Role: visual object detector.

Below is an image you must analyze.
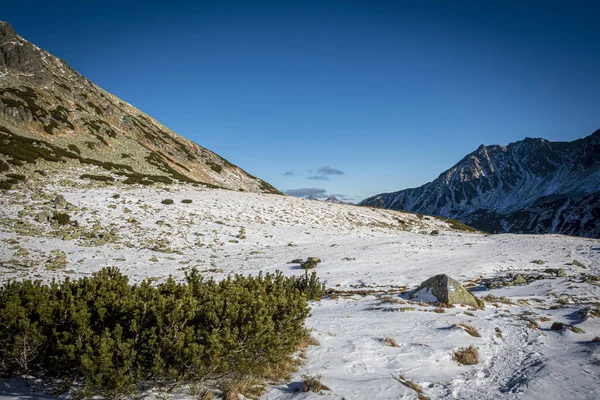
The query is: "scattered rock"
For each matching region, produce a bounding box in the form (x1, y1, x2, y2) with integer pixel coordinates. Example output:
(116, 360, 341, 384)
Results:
(35, 210, 51, 223)
(512, 274, 527, 285)
(412, 274, 480, 307)
(46, 250, 67, 270)
(544, 268, 566, 277)
(53, 195, 67, 209)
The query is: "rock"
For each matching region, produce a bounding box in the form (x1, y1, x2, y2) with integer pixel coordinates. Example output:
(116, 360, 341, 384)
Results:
(46, 250, 67, 270)
(430, 230, 440, 236)
(0, 21, 18, 41)
(545, 268, 566, 277)
(54, 195, 67, 209)
(35, 210, 50, 223)
(411, 274, 480, 307)
(512, 274, 527, 285)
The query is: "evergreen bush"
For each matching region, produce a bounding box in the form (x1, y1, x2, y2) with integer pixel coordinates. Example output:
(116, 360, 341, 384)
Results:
(0, 267, 325, 397)
(52, 213, 71, 225)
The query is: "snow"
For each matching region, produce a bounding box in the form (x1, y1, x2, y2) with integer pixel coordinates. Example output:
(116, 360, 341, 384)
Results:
(1, 173, 599, 399)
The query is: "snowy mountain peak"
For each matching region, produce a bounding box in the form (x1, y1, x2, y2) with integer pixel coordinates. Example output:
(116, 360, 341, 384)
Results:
(360, 131, 600, 237)
(324, 195, 343, 204)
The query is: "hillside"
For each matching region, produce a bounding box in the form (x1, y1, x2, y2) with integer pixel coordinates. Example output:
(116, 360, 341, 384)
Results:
(0, 21, 279, 193)
(360, 131, 600, 237)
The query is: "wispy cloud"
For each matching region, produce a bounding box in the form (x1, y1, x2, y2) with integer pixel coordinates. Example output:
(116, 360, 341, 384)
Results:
(334, 193, 357, 201)
(307, 175, 329, 181)
(282, 171, 295, 176)
(285, 188, 327, 198)
(318, 166, 345, 176)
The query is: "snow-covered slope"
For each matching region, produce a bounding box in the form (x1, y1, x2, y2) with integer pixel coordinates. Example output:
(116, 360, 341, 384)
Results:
(1, 172, 599, 399)
(360, 131, 600, 237)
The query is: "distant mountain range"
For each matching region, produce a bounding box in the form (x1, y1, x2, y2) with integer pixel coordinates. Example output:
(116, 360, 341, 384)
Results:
(303, 195, 348, 204)
(360, 131, 600, 238)
(0, 21, 280, 193)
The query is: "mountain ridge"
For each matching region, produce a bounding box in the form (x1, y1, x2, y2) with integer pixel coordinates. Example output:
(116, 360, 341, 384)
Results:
(360, 132, 600, 237)
(0, 21, 280, 194)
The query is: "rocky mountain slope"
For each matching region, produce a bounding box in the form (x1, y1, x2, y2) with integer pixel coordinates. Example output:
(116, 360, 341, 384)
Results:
(0, 21, 279, 193)
(324, 195, 345, 204)
(360, 131, 600, 237)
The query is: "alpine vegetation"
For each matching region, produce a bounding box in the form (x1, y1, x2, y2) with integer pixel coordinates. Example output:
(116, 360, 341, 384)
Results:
(0, 267, 325, 397)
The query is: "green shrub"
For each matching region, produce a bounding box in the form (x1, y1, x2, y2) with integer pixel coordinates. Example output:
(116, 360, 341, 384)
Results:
(206, 161, 222, 173)
(122, 175, 153, 185)
(181, 199, 193, 204)
(6, 173, 25, 181)
(80, 174, 114, 182)
(147, 175, 173, 184)
(0, 159, 8, 172)
(52, 213, 71, 225)
(0, 180, 12, 190)
(67, 144, 81, 154)
(161, 199, 174, 205)
(0, 267, 321, 397)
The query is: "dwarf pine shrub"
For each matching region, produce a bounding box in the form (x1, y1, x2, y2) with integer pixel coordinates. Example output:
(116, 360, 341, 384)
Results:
(52, 212, 71, 225)
(0, 267, 324, 397)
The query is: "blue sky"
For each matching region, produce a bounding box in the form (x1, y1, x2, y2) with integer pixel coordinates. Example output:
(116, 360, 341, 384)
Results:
(3, 1, 599, 201)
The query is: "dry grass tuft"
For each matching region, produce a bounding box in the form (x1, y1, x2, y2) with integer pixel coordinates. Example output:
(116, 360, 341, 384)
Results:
(495, 327, 503, 338)
(458, 323, 481, 337)
(221, 376, 263, 400)
(219, 330, 319, 399)
(527, 319, 541, 330)
(302, 375, 330, 393)
(484, 294, 513, 305)
(383, 335, 400, 347)
(569, 325, 585, 334)
(453, 345, 479, 365)
(393, 375, 429, 400)
(380, 296, 405, 305)
(433, 307, 446, 313)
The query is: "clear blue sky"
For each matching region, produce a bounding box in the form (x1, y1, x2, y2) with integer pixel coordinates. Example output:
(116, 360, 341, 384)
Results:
(3, 1, 599, 201)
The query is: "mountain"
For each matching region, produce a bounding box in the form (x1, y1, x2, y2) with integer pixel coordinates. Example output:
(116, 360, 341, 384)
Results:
(304, 195, 320, 201)
(324, 195, 344, 204)
(0, 21, 280, 193)
(360, 131, 600, 237)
